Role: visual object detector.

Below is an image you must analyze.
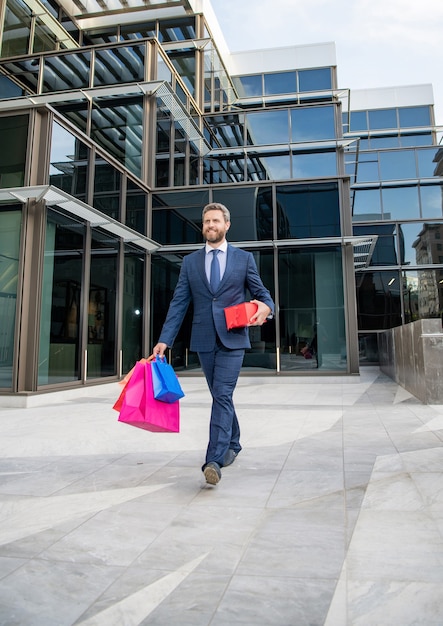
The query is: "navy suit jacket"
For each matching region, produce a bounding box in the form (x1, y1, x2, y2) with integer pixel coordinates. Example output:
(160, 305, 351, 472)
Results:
(158, 244, 274, 352)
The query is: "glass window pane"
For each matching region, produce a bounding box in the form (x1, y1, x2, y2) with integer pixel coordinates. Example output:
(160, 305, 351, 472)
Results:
(246, 110, 289, 145)
(208, 113, 245, 148)
(93, 160, 121, 220)
(291, 106, 336, 141)
(379, 150, 417, 180)
(0, 208, 22, 389)
(0, 114, 28, 188)
(399, 106, 431, 128)
(87, 230, 119, 378)
(298, 68, 332, 91)
(232, 75, 262, 98)
(91, 96, 143, 178)
(382, 186, 420, 220)
(369, 136, 400, 149)
(276, 183, 340, 239)
(403, 268, 443, 322)
(49, 122, 89, 200)
(264, 71, 296, 95)
(292, 151, 337, 178)
(278, 247, 346, 371)
(33, 17, 57, 53)
(356, 271, 402, 330)
(94, 45, 145, 86)
(368, 109, 397, 130)
(152, 190, 209, 245)
(126, 182, 146, 235)
(400, 133, 433, 147)
(398, 222, 443, 265)
(122, 244, 145, 374)
(354, 224, 398, 265)
(2, 0, 32, 57)
(249, 153, 290, 181)
(356, 160, 379, 183)
(43, 52, 91, 92)
(353, 189, 382, 221)
(417, 148, 441, 178)
(38, 210, 85, 385)
(350, 111, 368, 131)
(420, 185, 443, 218)
(213, 186, 273, 241)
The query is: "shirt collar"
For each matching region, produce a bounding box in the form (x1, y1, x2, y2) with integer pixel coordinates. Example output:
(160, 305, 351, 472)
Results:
(205, 241, 228, 254)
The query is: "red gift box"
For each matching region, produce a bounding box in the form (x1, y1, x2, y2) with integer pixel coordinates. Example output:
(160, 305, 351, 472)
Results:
(224, 302, 258, 330)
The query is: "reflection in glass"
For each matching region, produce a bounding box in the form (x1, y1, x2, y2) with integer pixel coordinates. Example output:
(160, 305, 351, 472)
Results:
(399, 222, 443, 265)
(417, 148, 441, 178)
(126, 184, 146, 235)
(122, 245, 144, 373)
(353, 189, 382, 221)
(298, 68, 332, 91)
(379, 150, 416, 180)
(368, 108, 397, 130)
(292, 151, 337, 178)
(354, 224, 398, 266)
(232, 75, 262, 98)
(94, 45, 145, 86)
(381, 186, 420, 220)
(245, 110, 289, 145)
(0, 209, 21, 389)
(420, 185, 443, 218)
(2, 0, 32, 57)
(398, 106, 431, 128)
(38, 210, 84, 385)
(49, 122, 88, 199)
(278, 247, 346, 371)
(87, 230, 118, 378)
(276, 183, 340, 239)
(356, 271, 401, 330)
(0, 114, 28, 188)
(152, 190, 209, 245)
(43, 52, 91, 92)
(403, 269, 443, 322)
(93, 161, 121, 220)
(213, 186, 273, 242)
(264, 72, 296, 95)
(291, 106, 336, 142)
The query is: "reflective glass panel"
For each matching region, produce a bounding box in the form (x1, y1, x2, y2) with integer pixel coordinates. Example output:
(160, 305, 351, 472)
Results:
(93, 160, 121, 220)
(276, 183, 340, 238)
(403, 268, 443, 322)
(0, 74, 24, 98)
(152, 190, 209, 245)
(0, 114, 28, 188)
(278, 246, 346, 371)
(94, 45, 145, 86)
(49, 122, 88, 199)
(33, 16, 57, 53)
(232, 75, 262, 98)
(43, 52, 91, 92)
(356, 157, 379, 183)
(2, 0, 32, 57)
(382, 186, 420, 220)
(38, 210, 84, 385)
(354, 224, 398, 266)
(291, 106, 336, 141)
(417, 148, 441, 178)
(264, 72, 296, 95)
(368, 109, 397, 130)
(167, 50, 195, 96)
(245, 110, 289, 145)
(350, 110, 368, 131)
(248, 153, 290, 181)
(400, 133, 433, 147)
(0, 208, 21, 389)
(352, 189, 382, 221)
(399, 222, 443, 265)
(398, 106, 431, 128)
(53, 100, 89, 135)
(292, 151, 337, 178)
(420, 185, 443, 218)
(378, 150, 416, 180)
(87, 230, 119, 378)
(91, 96, 143, 178)
(356, 271, 402, 330)
(212, 186, 273, 241)
(158, 17, 196, 42)
(369, 136, 400, 149)
(126, 182, 146, 235)
(208, 114, 245, 148)
(298, 68, 332, 91)
(122, 244, 145, 374)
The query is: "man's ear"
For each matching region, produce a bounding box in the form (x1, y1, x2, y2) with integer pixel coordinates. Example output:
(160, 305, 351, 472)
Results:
(225, 221, 231, 230)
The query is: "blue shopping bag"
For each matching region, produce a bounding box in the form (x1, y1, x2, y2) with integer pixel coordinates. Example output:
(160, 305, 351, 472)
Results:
(151, 356, 185, 403)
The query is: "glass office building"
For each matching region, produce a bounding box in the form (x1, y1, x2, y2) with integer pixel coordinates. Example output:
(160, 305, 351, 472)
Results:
(0, 0, 441, 394)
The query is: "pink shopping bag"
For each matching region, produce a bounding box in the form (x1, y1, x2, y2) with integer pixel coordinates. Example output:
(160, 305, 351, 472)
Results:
(116, 360, 180, 433)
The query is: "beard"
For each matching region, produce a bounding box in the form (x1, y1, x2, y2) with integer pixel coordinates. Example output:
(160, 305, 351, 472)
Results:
(203, 229, 225, 244)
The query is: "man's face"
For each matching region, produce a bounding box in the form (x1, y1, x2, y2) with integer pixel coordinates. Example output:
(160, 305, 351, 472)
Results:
(202, 209, 230, 245)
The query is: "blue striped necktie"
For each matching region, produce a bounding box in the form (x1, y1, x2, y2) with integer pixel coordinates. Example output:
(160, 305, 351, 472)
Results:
(210, 249, 220, 291)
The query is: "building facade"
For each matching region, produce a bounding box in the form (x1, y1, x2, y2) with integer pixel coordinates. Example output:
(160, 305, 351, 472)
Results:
(0, 0, 441, 394)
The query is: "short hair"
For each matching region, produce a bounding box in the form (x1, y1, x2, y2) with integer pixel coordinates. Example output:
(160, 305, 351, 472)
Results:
(202, 202, 230, 223)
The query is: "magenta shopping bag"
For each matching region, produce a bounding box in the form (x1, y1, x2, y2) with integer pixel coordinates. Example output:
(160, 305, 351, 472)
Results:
(117, 360, 180, 433)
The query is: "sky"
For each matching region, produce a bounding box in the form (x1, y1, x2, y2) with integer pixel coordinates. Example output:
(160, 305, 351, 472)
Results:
(210, 0, 443, 128)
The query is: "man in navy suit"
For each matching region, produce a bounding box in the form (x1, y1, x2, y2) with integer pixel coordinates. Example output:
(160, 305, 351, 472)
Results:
(151, 203, 274, 485)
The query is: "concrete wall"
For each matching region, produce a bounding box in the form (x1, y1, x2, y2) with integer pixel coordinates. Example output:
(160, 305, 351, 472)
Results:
(378, 319, 443, 404)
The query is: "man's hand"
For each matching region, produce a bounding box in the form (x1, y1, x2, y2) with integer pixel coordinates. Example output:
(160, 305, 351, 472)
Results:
(249, 299, 272, 326)
(151, 342, 168, 360)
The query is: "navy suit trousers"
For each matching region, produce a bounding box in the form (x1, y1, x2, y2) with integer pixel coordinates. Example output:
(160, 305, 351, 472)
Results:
(198, 341, 244, 468)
